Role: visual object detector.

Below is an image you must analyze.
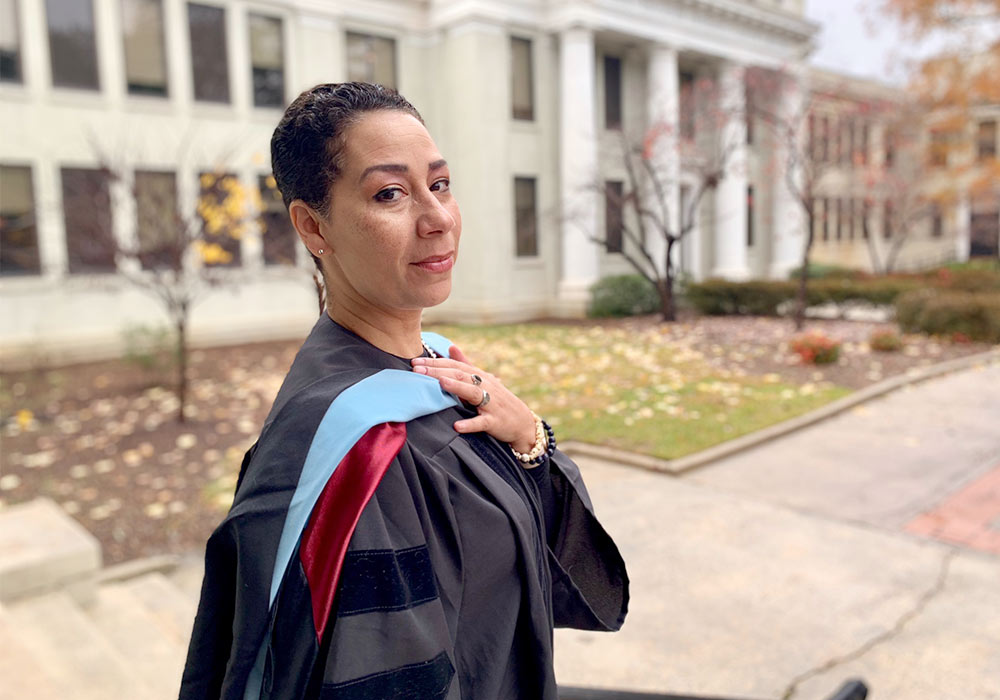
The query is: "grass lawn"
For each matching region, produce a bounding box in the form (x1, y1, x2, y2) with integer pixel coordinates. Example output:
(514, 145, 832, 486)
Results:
(431, 323, 851, 460)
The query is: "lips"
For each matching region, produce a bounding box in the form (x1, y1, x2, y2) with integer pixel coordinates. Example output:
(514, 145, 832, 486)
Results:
(412, 252, 455, 273)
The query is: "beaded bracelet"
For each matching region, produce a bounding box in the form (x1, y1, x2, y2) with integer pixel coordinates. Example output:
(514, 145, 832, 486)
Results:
(510, 412, 557, 466)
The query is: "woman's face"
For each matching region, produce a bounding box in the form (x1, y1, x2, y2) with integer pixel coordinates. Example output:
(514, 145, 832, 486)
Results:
(320, 110, 461, 314)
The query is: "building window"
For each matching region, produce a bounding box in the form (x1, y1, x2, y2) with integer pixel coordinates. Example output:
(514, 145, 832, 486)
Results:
(45, 0, 100, 90)
(746, 186, 754, 247)
(122, 0, 168, 96)
(603, 55, 622, 130)
(514, 176, 537, 257)
(844, 118, 855, 166)
(883, 201, 893, 240)
(884, 128, 895, 167)
(818, 115, 830, 163)
(821, 198, 830, 241)
(510, 36, 533, 121)
(679, 71, 695, 140)
(605, 180, 624, 253)
(977, 120, 997, 161)
(188, 3, 230, 103)
(346, 32, 396, 89)
(258, 174, 296, 265)
(198, 171, 241, 266)
(859, 122, 870, 165)
(134, 170, 178, 269)
(929, 130, 949, 167)
(0, 0, 22, 83)
(931, 204, 943, 238)
(0, 165, 39, 275)
(862, 199, 871, 239)
(62, 167, 115, 274)
(836, 198, 844, 241)
(249, 14, 284, 108)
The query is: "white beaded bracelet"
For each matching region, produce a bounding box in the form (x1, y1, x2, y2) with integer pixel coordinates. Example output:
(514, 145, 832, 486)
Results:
(510, 411, 548, 463)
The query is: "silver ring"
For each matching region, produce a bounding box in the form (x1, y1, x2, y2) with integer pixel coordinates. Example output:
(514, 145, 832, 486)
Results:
(474, 389, 491, 408)
(471, 374, 483, 386)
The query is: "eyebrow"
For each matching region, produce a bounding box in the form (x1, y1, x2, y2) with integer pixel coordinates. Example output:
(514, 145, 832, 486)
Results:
(359, 159, 448, 184)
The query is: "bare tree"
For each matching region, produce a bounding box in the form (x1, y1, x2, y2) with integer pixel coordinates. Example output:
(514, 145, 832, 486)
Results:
(79, 156, 263, 422)
(749, 67, 846, 329)
(585, 75, 745, 321)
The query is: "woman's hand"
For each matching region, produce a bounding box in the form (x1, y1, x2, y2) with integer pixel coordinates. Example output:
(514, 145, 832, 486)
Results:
(411, 345, 537, 453)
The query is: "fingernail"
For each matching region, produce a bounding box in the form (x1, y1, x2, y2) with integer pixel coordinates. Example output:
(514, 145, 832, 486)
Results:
(413, 365, 428, 374)
(411, 358, 425, 365)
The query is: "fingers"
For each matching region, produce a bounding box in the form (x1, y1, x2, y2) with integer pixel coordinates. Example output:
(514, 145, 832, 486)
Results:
(454, 415, 489, 434)
(448, 344, 471, 363)
(436, 375, 488, 406)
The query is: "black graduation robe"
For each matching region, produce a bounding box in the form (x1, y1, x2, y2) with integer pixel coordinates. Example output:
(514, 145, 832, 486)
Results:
(179, 316, 628, 700)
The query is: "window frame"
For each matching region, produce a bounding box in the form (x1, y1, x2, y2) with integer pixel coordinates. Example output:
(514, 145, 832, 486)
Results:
(248, 12, 285, 109)
(45, 0, 101, 91)
(513, 176, 538, 258)
(187, 1, 231, 104)
(510, 35, 534, 122)
(61, 166, 117, 275)
(603, 54, 622, 131)
(604, 180, 624, 254)
(0, 163, 41, 276)
(121, 0, 170, 98)
(345, 30, 397, 90)
(0, 0, 23, 84)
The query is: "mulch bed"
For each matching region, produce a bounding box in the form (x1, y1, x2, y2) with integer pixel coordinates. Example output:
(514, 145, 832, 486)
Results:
(0, 316, 993, 565)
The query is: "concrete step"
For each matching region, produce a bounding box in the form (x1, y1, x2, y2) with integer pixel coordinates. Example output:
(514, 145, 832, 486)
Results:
(0, 498, 100, 605)
(5, 591, 155, 700)
(88, 582, 188, 698)
(167, 553, 205, 601)
(121, 571, 197, 646)
(0, 608, 63, 700)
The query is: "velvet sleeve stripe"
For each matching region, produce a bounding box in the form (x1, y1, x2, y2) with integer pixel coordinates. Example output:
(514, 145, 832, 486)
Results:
(335, 545, 438, 617)
(299, 421, 408, 641)
(320, 651, 454, 700)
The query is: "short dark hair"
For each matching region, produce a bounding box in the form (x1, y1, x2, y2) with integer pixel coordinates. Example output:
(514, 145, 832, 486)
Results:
(270, 82, 423, 217)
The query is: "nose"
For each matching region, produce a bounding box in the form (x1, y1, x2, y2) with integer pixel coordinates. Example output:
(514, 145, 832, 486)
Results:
(416, 188, 457, 238)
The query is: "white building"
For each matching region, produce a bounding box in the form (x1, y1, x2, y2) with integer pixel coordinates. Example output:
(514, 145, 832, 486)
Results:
(0, 0, 819, 365)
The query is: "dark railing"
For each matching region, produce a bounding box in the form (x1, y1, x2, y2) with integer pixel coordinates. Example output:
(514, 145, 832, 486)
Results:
(559, 679, 868, 700)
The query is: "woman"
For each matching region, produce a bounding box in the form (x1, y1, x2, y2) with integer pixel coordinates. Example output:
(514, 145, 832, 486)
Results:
(180, 82, 628, 700)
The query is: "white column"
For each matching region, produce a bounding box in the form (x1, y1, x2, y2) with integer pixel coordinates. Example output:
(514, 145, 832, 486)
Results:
(769, 65, 805, 278)
(712, 60, 750, 280)
(558, 27, 599, 310)
(955, 194, 971, 262)
(646, 44, 680, 277)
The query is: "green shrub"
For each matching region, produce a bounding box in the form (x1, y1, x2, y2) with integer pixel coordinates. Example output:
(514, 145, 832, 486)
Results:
(869, 329, 903, 352)
(121, 324, 178, 373)
(895, 289, 1000, 343)
(787, 263, 865, 281)
(588, 275, 661, 317)
(685, 279, 794, 316)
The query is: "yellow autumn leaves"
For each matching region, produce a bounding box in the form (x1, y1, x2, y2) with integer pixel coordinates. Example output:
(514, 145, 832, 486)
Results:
(195, 172, 266, 265)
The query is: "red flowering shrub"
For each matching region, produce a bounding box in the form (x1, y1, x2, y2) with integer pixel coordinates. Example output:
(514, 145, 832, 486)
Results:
(790, 332, 841, 365)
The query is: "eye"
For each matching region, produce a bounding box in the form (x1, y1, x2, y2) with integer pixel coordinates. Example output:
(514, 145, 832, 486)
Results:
(374, 187, 404, 203)
(430, 178, 451, 193)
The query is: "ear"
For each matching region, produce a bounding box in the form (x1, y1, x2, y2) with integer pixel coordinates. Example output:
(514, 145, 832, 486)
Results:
(289, 200, 330, 256)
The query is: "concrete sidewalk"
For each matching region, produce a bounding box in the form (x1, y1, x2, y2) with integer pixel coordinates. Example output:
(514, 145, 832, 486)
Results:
(555, 361, 1000, 700)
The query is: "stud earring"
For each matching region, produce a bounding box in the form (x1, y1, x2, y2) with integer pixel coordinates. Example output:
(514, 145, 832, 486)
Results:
(317, 248, 325, 255)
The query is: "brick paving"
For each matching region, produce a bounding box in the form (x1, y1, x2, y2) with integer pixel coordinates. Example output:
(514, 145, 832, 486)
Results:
(905, 464, 1000, 555)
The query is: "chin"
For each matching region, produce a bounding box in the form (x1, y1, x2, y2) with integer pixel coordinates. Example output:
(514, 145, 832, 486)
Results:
(416, 279, 452, 309)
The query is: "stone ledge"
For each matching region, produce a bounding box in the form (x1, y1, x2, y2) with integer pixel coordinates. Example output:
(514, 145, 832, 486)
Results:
(0, 498, 101, 605)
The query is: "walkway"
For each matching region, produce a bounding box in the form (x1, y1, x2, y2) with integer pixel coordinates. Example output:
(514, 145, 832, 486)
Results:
(555, 360, 1000, 699)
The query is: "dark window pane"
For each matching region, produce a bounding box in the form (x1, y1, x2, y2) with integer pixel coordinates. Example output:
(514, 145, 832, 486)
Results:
(821, 198, 830, 241)
(249, 13, 283, 108)
(970, 211, 999, 257)
(931, 204, 943, 238)
(746, 186, 754, 247)
(198, 171, 241, 266)
(514, 176, 537, 257)
(122, 0, 168, 96)
(884, 128, 895, 167)
(1, 0, 22, 83)
(62, 167, 115, 273)
(679, 71, 695, 139)
(604, 55, 622, 130)
(859, 122, 869, 165)
(511, 36, 533, 121)
(883, 201, 893, 240)
(135, 170, 179, 269)
(188, 3, 229, 103)
(978, 120, 997, 161)
(46, 0, 99, 90)
(346, 32, 395, 89)
(605, 180, 623, 253)
(258, 173, 296, 265)
(0, 165, 40, 275)
(836, 198, 844, 241)
(862, 200, 871, 239)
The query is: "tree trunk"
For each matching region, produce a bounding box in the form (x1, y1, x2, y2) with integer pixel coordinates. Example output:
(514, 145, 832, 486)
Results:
(793, 216, 814, 331)
(175, 311, 188, 424)
(658, 277, 676, 322)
